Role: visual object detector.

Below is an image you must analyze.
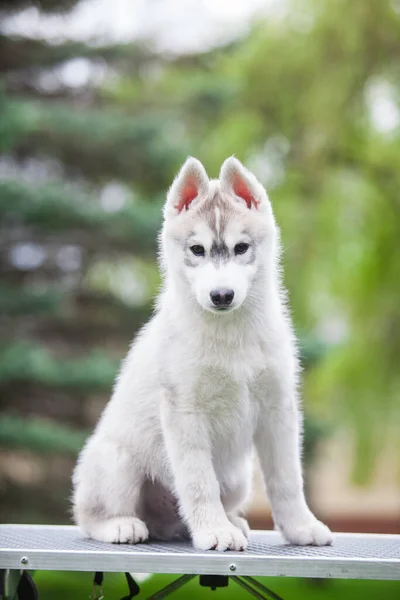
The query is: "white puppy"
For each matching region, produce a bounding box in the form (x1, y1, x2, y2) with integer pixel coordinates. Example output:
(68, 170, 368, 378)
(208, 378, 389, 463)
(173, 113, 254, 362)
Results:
(72, 156, 333, 551)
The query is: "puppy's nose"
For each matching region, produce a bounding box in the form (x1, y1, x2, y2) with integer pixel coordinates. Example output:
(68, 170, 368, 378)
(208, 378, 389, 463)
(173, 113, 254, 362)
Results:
(210, 289, 234, 307)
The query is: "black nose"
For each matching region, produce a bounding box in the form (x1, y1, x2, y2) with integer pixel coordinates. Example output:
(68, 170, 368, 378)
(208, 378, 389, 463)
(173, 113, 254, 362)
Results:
(210, 289, 234, 307)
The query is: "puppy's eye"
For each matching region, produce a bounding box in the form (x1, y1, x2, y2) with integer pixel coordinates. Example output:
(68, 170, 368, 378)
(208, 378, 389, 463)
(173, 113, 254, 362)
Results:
(234, 243, 249, 255)
(190, 245, 205, 256)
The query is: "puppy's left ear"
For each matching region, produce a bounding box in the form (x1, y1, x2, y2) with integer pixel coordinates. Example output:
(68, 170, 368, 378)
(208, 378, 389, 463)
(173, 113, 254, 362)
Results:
(219, 156, 267, 210)
(165, 157, 209, 217)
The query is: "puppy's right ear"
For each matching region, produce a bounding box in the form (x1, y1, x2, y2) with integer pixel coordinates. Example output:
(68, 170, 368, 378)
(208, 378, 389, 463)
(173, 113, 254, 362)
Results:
(165, 157, 209, 216)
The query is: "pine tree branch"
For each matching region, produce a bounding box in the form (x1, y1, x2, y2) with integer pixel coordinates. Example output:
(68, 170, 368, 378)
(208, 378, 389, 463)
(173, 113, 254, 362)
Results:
(0, 340, 118, 390)
(0, 35, 155, 73)
(0, 0, 79, 15)
(0, 413, 87, 454)
(5, 98, 184, 188)
(0, 179, 161, 253)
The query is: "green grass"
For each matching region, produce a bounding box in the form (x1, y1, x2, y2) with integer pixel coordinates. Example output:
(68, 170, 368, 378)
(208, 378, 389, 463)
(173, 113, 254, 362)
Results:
(34, 571, 400, 599)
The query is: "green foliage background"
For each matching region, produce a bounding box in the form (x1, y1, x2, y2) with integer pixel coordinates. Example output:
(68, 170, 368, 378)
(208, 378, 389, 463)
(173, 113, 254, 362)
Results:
(34, 571, 400, 600)
(0, 0, 399, 526)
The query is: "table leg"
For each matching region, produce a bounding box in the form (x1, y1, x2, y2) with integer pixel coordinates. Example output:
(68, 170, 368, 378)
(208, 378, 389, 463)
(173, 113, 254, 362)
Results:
(0, 570, 21, 600)
(231, 576, 285, 600)
(146, 575, 196, 600)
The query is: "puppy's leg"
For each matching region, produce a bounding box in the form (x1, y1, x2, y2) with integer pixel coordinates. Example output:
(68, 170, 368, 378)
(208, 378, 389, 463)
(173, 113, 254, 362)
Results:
(73, 439, 149, 544)
(254, 378, 332, 546)
(221, 469, 252, 539)
(161, 400, 248, 551)
(227, 514, 250, 538)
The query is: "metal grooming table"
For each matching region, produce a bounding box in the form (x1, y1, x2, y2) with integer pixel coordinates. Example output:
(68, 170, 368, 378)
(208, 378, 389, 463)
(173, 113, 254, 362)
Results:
(1, 525, 399, 599)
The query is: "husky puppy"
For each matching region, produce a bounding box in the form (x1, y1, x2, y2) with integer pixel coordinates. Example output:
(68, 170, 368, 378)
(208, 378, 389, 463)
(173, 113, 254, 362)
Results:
(72, 157, 332, 551)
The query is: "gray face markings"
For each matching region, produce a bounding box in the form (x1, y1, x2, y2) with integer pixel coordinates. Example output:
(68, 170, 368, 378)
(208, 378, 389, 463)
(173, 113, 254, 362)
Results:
(182, 193, 257, 267)
(183, 235, 200, 267)
(210, 240, 230, 264)
(245, 245, 257, 265)
(184, 235, 257, 267)
(204, 193, 233, 265)
(200, 191, 230, 239)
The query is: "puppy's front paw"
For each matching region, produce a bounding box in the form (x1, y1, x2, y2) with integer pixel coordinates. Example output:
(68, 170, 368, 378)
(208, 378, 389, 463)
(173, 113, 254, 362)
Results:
(93, 517, 149, 544)
(192, 523, 248, 551)
(281, 517, 333, 546)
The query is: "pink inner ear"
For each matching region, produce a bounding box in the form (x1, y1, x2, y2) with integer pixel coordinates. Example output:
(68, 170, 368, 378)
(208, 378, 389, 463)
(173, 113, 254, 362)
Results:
(175, 177, 198, 213)
(233, 174, 260, 209)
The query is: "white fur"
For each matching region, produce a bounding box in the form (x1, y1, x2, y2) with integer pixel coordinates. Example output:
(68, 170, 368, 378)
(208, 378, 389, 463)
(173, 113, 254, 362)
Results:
(72, 156, 332, 550)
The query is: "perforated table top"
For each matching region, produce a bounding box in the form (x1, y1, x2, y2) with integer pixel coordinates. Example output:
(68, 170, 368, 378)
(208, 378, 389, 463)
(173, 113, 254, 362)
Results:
(0, 525, 399, 580)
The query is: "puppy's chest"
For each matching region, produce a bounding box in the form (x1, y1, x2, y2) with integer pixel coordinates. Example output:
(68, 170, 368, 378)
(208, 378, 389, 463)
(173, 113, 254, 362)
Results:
(200, 336, 266, 383)
(194, 367, 257, 441)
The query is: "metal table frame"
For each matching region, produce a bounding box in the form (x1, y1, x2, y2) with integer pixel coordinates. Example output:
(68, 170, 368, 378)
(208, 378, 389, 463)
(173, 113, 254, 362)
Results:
(0, 525, 399, 599)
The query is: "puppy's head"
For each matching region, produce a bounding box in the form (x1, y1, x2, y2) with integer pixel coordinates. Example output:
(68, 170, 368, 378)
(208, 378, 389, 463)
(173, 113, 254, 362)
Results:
(161, 156, 277, 314)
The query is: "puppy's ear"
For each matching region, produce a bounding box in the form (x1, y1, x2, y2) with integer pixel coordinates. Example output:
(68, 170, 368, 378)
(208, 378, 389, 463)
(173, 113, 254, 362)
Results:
(220, 156, 267, 210)
(165, 157, 209, 216)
